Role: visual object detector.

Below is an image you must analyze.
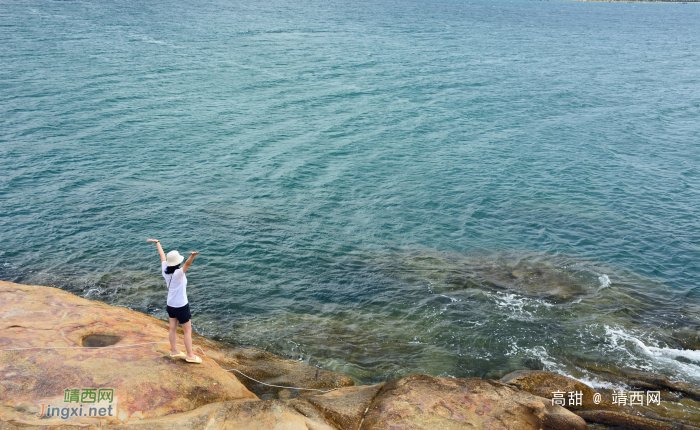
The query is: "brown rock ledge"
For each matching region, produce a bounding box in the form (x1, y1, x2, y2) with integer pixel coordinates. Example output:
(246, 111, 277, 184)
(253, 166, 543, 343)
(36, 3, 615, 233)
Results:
(1, 280, 587, 429)
(501, 370, 700, 430)
(0, 280, 349, 427)
(360, 374, 587, 430)
(501, 370, 602, 410)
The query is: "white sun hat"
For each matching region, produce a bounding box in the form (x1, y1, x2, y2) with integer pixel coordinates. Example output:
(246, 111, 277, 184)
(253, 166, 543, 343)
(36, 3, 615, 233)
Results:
(166, 250, 185, 266)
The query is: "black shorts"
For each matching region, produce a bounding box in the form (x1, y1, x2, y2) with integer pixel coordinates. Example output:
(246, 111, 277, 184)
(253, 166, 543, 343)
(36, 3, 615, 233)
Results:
(166, 303, 191, 324)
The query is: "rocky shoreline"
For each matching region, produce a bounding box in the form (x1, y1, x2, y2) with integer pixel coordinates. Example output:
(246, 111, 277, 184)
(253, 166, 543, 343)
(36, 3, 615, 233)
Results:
(1, 280, 698, 429)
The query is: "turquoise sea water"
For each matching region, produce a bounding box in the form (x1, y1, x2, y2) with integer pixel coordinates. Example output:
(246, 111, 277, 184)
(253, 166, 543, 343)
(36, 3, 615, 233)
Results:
(2, 0, 700, 388)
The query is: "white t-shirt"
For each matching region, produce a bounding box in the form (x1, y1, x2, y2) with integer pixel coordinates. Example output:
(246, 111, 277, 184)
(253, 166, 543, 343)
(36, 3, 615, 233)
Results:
(162, 261, 188, 308)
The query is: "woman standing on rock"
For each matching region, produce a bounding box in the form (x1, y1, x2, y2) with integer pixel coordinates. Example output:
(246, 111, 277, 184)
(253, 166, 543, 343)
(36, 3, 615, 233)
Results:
(147, 238, 202, 364)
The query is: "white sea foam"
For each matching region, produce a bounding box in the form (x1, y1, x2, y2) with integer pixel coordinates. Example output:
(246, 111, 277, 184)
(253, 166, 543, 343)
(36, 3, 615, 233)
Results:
(603, 326, 700, 383)
(505, 323, 700, 390)
(598, 274, 611, 289)
(647, 346, 700, 362)
(487, 291, 554, 321)
(565, 373, 627, 391)
(83, 287, 103, 298)
(515, 345, 627, 391)
(493, 293, 531, 320)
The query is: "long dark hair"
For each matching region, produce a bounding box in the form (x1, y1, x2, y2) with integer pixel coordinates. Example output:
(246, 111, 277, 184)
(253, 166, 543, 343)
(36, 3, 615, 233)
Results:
(164, 264, 180, 275)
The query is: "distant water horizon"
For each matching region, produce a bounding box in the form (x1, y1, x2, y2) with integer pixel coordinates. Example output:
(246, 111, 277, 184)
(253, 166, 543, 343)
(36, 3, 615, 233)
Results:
(2, 0, 700, 389)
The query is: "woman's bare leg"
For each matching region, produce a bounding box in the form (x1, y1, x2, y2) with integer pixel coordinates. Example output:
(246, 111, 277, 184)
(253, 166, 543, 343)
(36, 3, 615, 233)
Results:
(182, 320, 195, 359)
(169, 318, 180, 355)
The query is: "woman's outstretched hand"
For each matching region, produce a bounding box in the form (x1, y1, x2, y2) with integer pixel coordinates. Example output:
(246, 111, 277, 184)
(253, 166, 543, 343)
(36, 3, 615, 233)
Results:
(182, 251, 199, 273)
(148, 239, 165, 262)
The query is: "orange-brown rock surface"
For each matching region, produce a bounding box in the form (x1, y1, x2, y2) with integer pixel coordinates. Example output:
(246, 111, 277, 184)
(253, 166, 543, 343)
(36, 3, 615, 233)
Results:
(577, 410, 700, 430)
(501, 370, 700, 430)
(306, 383, 385, 430)
(501, 370, 603, 410)
(98, 378, 590, 430)
(0, 280, 350, 427)
(98, 386, 381, 430)
(0, 281, 256, 426)
(1, 280, 590, 429)
(360, 374, 588, 430)
(194, 342, 355, 400)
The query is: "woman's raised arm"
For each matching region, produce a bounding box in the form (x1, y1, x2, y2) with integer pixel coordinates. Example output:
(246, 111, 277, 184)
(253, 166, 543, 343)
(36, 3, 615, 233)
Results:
(147, 239, 166, 262)
(182, 251, 199, 273)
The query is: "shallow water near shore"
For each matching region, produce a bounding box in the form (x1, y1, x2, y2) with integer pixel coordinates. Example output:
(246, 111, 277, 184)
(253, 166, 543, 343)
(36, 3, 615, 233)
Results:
(2, 0, 700, 394)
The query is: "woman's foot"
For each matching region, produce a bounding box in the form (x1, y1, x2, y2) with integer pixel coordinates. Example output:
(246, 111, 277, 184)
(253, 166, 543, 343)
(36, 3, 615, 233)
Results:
(170, 351, 186, 358)
(185, 355, 202, 364)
